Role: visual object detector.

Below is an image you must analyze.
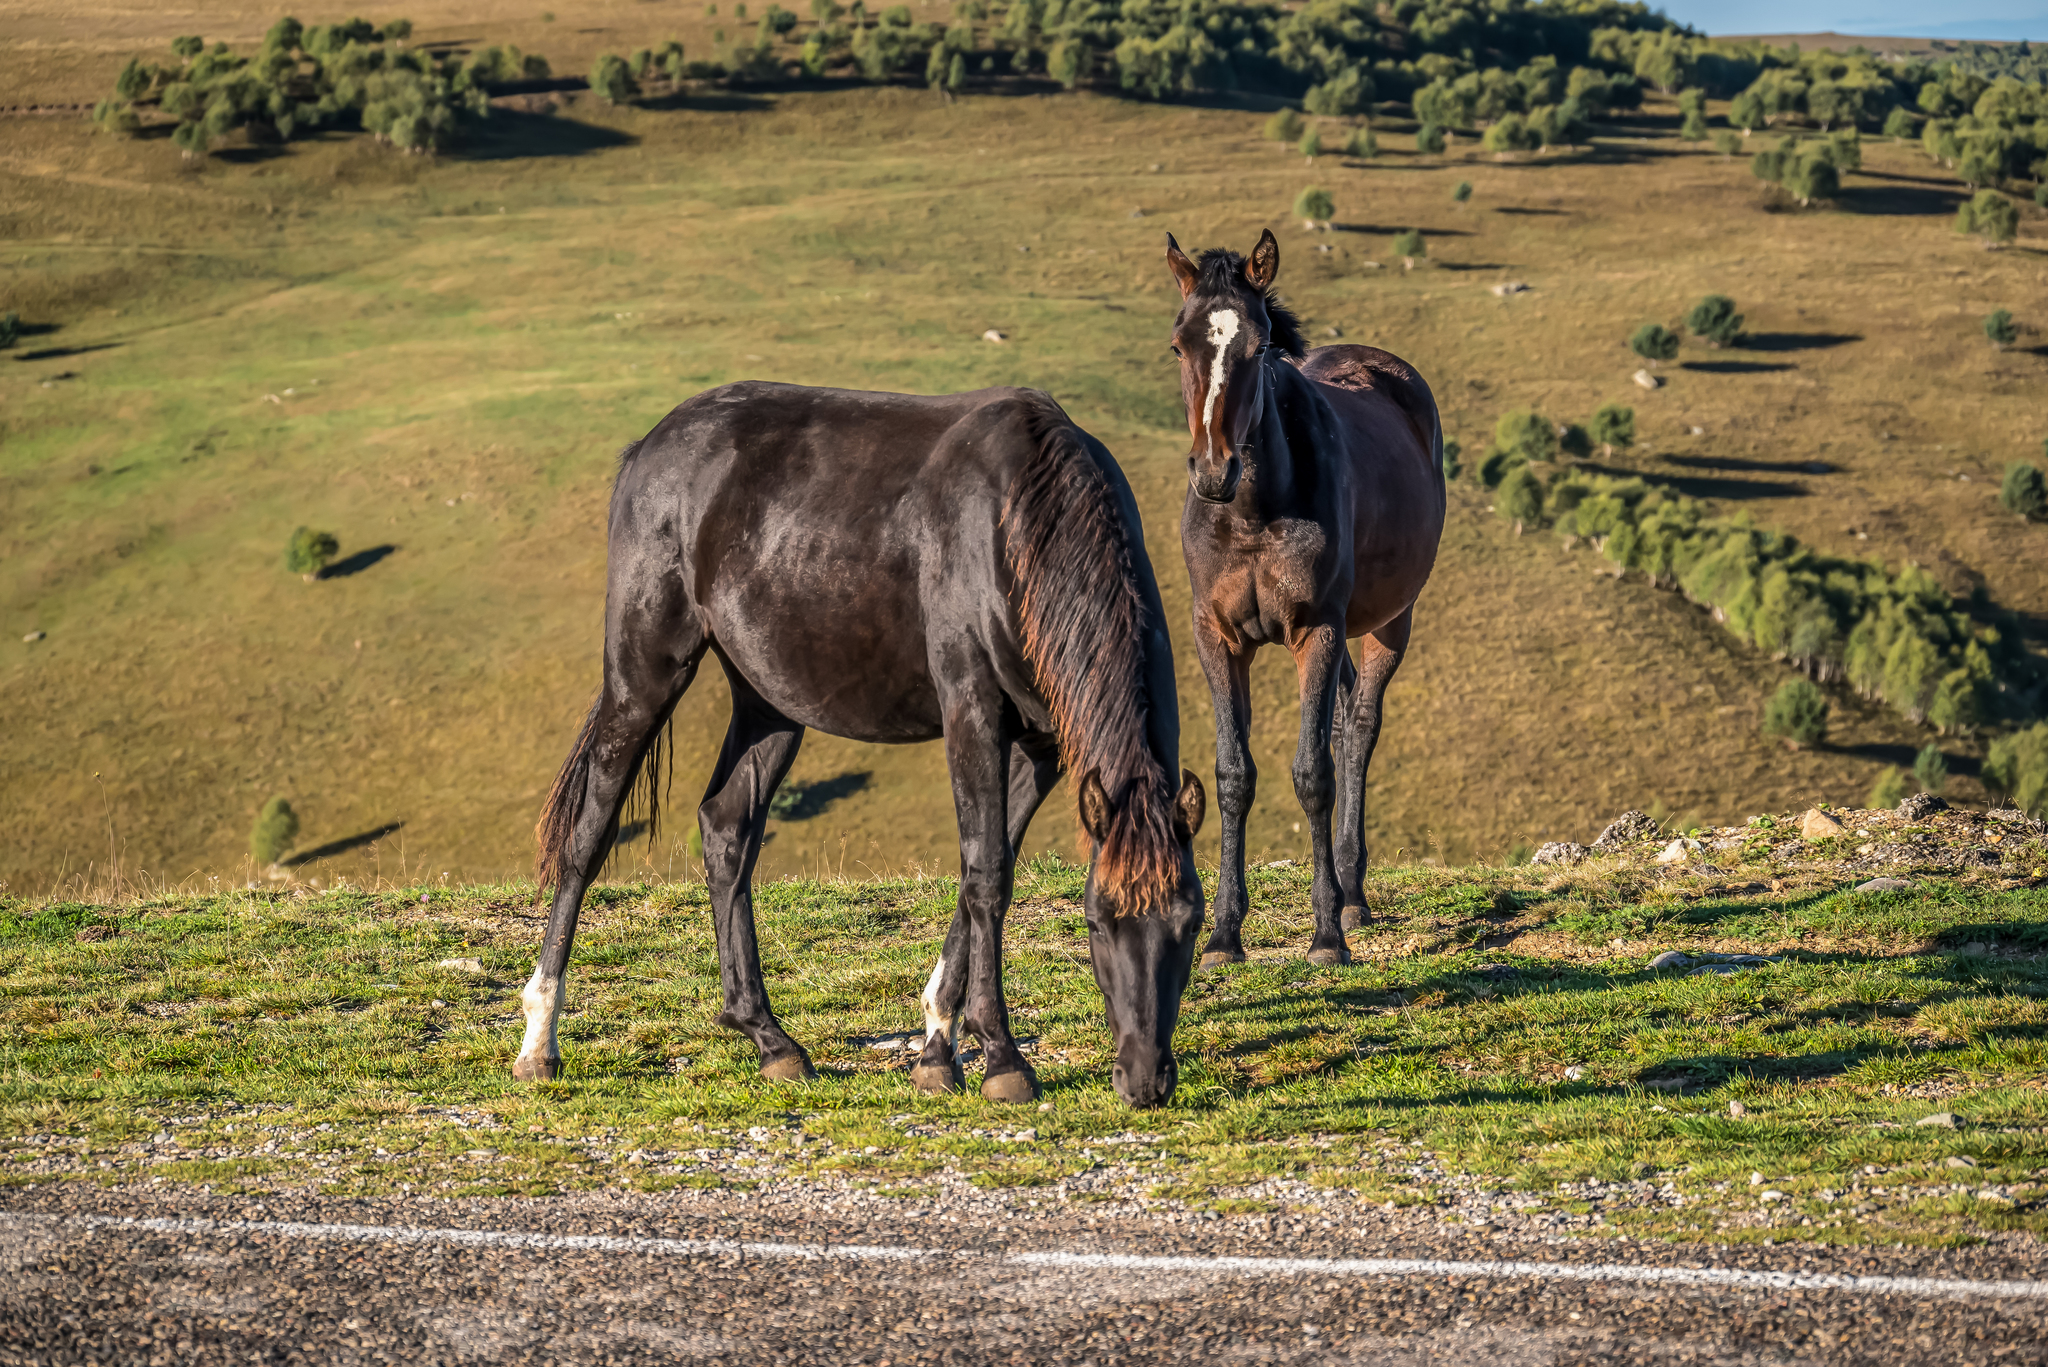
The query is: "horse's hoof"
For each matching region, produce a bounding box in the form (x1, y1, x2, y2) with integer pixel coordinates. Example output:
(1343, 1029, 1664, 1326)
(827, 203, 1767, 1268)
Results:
(1305, 941, 1352, 967)
(511, 1055, 560, 1082)
(911, 1060, 964, 1094)
(760, 1053, 817, 1082)
(981, 1068, 1040, 1104)
(1199, 950, 1246, 970)
(1340, 907, 1370, 933)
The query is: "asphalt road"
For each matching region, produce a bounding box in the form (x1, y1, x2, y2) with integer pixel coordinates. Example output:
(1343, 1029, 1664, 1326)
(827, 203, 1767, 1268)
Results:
(4, 1184, 2047, 1365)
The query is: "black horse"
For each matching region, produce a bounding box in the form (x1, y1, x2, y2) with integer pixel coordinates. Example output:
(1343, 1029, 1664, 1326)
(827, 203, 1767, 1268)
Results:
(520, 383, 1207, 1108)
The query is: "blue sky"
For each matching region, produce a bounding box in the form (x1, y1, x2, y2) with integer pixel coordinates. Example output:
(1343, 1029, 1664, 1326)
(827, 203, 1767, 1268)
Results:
(1656, 0, 2048, 39)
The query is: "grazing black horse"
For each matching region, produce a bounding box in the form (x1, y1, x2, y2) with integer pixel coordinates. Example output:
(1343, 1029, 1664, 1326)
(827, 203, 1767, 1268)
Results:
(519, 382, 1208, 1108)
(1167, 230, 1445, 969)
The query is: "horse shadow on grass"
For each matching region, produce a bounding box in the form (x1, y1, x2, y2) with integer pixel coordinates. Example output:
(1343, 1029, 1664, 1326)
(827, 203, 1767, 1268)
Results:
(285, 822, 404, 867)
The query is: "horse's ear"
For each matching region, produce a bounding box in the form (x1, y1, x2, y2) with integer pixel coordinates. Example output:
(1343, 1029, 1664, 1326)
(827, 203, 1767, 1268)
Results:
(1245, 228, 1279, 290)
(1164, 233, 1199, 298)
(1173, 769, 1206, 841)
(1078, 770, 1113, 844)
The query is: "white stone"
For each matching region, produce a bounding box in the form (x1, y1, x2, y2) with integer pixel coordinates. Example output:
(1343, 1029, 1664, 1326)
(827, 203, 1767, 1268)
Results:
(982, 329, 1007, 343)
(437, 957, 484, 973)
(1632, 368, 1662, 390)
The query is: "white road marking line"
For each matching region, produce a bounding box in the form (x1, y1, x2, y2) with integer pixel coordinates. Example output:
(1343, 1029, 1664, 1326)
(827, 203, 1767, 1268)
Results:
(20, 1212, 2048, 1302)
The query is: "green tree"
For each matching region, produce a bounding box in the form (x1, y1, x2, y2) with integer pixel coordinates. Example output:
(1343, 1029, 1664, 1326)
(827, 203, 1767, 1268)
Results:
(1984, 308, 2018, 350)
(1913, 743, 1948, 795)
(1346, 126, 1377, 158)
(1495, 464, 1545, 535)
(1712, 130, 1740, 155)
(1415, 122, 1445, 154)
(1956, 189, 2018, 246)
(1783, 152, 1838, 206)
(1590, 402, 1634, 457)
(1882, 106, 1914, 139)
(946, 51, 966, 94)
(1984, 722, 2048, 817)
(1867, 767, 1909, 810)
(285, 526, 339, 579)
(1494, 409, 1556, 465)
(1264, 108, 1303, 142)
(2002, 462, 2046, 519)
(1729, 87, 1765, 133)
(1440, 437, 1462, 481)
(1677, 87, 1707, 141)
(1452, 180, 1472, 202)
(1304, 66, 1372, 116)
(591, 52, 637, 103)
(1629, 323, 1679, 366)
(1762, 678, 1829, 749)
(1293, 185, 1333, 225)
(249, 796, 300, 867)
(1298, 127, 1322, 160)
(1392, 228, 1424, 268)
(172, 35, 205, 60)
(1684, 294, 1743, 347)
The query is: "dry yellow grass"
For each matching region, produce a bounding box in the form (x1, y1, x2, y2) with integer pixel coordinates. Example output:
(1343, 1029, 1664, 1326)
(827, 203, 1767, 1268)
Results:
(2, 12, 2044, 893)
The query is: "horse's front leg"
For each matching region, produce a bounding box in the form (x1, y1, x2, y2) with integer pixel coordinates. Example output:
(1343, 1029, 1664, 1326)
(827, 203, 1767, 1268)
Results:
(1194, 619, 1256, 968)
(1291, 620, 1349, 966)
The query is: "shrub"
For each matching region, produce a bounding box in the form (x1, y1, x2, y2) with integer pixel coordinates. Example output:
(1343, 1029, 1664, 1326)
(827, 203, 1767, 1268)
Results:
(2038, 184, 2048, 209)
(1913, 743, 1948, 795)
(1590, 403, 1634, 457)
(1293, 185, 1333, 225)
(1783, 152, 1838, 206)
(1762, 679, 1829, 749)
(1392, 228, 1424, 266)
(1984, 722, 2048, 818)
(591, 52, 638, 102)
(1453, 180, 1472, 202)
(1712, 130, 1740, 155)
(1481, 112, 1537, 155)
(1304, 66, 1371, 116)
(1867, 767, 1909, 810)
(0, 312, 18, 349)
(285, 526, 339, 578)
(1685, 294, 1743, 347)
(1440, 437, 1462, 481)
(1495, 465, 1545, 534)
(1415, 122, 1445, 154)
(2002, 462, 2047, 519)
(1493, 410, 1556, 465)
(1346, 126, 1377, 158)
(1298, 127, 1322, 160)
(1882, 106, 1914, 139)
(250, 797, 300, 866)
(1264, 108, 1303, 142)
(1984, 309, 2018, 349)
(1629, 323, 1679, 365)
(1956, 189, 2018, 246)
(1677, 87, 1707, 141)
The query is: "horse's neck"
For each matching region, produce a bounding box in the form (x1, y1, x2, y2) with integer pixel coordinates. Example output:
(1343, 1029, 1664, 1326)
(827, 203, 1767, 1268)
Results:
(1241, 361, 1317, 517)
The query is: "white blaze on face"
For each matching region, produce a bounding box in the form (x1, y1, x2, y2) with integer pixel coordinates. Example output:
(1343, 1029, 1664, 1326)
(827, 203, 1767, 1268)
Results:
(517, 971, 562, 1069)
(1199, 308, 1242, 454)
(921, 956, 959, 1053)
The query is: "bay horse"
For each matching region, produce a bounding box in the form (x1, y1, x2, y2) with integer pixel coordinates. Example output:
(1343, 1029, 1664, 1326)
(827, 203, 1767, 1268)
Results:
(1166, 229, 1445, 968)
(519, 382, 1208, 1108)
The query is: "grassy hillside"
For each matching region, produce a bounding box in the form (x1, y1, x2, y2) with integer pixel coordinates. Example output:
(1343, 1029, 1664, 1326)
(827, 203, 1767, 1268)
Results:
(3, 805, 2045, 1244)
(3, 12, 2047, 892)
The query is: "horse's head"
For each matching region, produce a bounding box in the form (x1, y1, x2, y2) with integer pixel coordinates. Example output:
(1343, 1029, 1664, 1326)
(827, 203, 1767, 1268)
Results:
(1164, 228, 1286, 505)
(1075, 766, 1206, 1108)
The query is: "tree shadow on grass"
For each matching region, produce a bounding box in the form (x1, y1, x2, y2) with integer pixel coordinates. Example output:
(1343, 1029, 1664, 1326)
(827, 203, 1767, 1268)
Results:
(456, 110, 638, 160)
(770, 770, 873, 821)
(318, 545, 398, 579)
(1331, 222, 1474, 237)
(1583, 462, 1807, 501)
(1436, 261, 1511, 272)
(1664, 454, 1832, 475)
(1836, 182, 1967, 217)
(1836, 741, 1981, 778)
(1741, 332, 1861, 352)
(12, 342, 121, 362)
(1680, 359, 1796, 374)
(1494, 206, 1566, 215)
(286, 822, 404, 867)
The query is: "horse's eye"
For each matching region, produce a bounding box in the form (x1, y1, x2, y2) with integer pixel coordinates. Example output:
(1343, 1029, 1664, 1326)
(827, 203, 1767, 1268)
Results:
(1170, 345, 1182, 358)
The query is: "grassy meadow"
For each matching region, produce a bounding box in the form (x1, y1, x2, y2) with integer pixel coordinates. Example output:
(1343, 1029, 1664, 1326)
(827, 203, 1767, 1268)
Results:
(4, 10, 2048, 894)
(5, 853, 2048, 1247)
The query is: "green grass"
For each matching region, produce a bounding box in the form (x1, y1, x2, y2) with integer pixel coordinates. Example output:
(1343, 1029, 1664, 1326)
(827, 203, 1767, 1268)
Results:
(6, 858, 2047, 1245)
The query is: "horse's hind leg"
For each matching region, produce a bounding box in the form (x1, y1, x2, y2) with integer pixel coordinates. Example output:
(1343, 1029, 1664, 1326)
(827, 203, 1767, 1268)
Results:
(699, 661, 814, 1080)
(1334, 606, 1412, 931)
(518, 634, 704, 1082)
(914, 732, 1058, 1095)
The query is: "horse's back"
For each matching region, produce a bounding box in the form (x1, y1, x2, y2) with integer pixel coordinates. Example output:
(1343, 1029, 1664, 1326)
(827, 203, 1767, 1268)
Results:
(1296, 345, 1440, 452)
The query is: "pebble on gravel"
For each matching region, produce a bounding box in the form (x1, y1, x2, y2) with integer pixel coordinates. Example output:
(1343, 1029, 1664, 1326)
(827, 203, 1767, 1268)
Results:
(1897, 793, 1949, 820)
(1655, 837, 1702, 864)
(1946, 1155, 1978, 1169)
(1648, 951, 1691, 970)
(1729, 1100, 1748, 1117)
(1917, 1113, 1958, 1129)
(1529, 841, 1588, 866)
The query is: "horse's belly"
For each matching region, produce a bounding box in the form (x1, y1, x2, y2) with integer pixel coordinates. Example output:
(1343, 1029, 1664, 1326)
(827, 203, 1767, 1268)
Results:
(705, 593, 946, 744)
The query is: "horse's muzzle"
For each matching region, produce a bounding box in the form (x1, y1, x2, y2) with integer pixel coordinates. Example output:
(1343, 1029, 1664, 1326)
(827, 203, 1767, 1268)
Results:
(1189, 456, 1240, 504)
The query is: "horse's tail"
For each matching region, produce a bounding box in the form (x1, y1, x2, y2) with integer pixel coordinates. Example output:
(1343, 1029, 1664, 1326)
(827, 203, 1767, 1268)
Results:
(1001, 395, 1177, 913)
(534, 693, 602, 895)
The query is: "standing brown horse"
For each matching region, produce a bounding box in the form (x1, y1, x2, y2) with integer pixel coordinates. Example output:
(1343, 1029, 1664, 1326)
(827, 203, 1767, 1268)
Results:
(1166, 230, 1445, 968)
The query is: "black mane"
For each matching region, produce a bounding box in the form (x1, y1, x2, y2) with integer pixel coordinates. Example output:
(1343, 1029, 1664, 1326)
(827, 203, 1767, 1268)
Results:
(1192, 248, 1307, 359)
